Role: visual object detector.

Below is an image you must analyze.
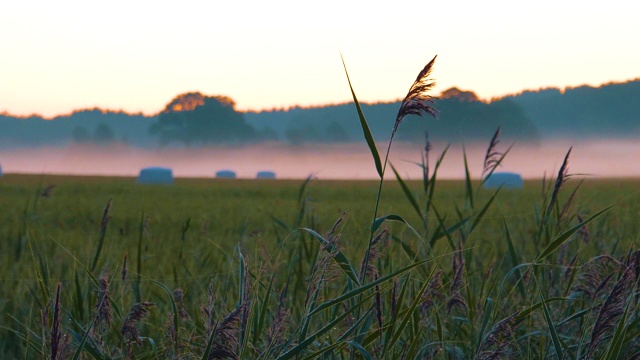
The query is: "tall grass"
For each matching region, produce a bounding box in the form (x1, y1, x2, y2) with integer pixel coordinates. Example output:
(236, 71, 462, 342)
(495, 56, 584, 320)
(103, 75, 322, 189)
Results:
(1, 58, 640, 359)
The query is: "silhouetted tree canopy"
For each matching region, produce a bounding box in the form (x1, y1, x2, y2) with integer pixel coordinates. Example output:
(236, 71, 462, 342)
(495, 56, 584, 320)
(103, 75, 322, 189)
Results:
(149, 92, 257, 145)
(71, 125, 91, 143)
(93, 122, 116, 144)
(395, 89, 540, 142)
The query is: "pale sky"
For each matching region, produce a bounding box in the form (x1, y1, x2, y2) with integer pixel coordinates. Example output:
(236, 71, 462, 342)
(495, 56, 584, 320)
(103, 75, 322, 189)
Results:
(1, 0, 639, 118)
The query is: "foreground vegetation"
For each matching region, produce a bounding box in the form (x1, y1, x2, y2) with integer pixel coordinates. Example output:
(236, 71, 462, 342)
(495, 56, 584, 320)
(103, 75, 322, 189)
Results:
(2, 168, 640, 359)
(3, 56, 640, 359)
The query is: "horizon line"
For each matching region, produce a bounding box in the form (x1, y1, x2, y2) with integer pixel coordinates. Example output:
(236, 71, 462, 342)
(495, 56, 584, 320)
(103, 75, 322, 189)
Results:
(2, 77, 638, 121)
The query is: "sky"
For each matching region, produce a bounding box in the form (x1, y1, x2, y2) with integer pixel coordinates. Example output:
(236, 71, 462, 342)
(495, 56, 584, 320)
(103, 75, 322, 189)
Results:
(1, 0, 639, 118)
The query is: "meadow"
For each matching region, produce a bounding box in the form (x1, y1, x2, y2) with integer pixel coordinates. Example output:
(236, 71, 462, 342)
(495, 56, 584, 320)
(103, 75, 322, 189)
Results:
(1, 170, 640, 359)
(3, 57, 640, 359)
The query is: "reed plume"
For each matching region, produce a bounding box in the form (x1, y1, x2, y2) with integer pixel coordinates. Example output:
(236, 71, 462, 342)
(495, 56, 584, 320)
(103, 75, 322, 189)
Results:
(571, 255, 624, 300)
(448, 244, 467, 313)
(305, 214, 345, 307)
(122, 254, 128, 281)
(94, 273, 112, 333)
(392, 55, 439, 137)
(207, 304, 245, 360)
(545, 147, 572, 222)
(122, 302, 155, 355)
(174, 288, 190, 321)
(586, 265, 636, 358)
(266, 287, 289, 352)
(50, 282, 63, 360)
(359, 229, 389, 281)
(476, 313, 517, 360)
(420, 270, 443, 312)
(201, 280, 217, 336)
(482, 127, 503, 179)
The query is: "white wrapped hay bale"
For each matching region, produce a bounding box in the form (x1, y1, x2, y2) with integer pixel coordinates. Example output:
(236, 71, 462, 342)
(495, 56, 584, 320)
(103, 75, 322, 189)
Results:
(483, 172, 523, 189)
(0, 164, 3, 177)
(137, 167, 173, 184)
(216, 170, 236, 179)
(256, 170, 276, 179)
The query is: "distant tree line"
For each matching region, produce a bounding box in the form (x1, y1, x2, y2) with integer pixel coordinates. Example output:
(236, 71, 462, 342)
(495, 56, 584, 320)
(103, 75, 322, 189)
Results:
(1, 79, 639, 148)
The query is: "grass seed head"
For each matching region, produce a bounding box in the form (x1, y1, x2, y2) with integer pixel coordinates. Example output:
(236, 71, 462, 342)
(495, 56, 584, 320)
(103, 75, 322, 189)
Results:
(95, 273, 112, 333)
(587, 265, 636, 358)
(122, 302, 155, 351)
(482, 127, 503, 179)
(393, 55, 439, 136)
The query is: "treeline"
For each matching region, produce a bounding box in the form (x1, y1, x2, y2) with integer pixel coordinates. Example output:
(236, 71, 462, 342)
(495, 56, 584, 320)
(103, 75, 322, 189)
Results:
(1, 79, 639, 148)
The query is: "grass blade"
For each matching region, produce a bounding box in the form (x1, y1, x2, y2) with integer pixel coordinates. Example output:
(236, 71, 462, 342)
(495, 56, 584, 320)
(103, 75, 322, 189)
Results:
(383, 267, 437, 356)
(463, 146, 474, 209)
(341, 53, 382, 178)
(537, 277, 564, 359)
(470, 187, 501, 232)
(390, 163, 425, 226)
(603, 304, 630, 360)
(504, 222, 527, 299)
(309, 260, 428, 316)
(151, 280, 179, 356)
(536, 206, 612, 262)
(277, 294, 375, 360)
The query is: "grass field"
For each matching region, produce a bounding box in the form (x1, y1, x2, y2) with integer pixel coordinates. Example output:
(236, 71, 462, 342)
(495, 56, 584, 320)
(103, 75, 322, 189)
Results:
(1, 172, 640, 359)
(4, 58, 640, 359)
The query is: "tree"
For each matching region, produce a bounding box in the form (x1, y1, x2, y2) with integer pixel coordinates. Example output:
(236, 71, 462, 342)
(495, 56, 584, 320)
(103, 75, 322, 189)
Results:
(149, 92, 257, 146)
(93, 122, 116, 144)
(71, 125, 91, 143)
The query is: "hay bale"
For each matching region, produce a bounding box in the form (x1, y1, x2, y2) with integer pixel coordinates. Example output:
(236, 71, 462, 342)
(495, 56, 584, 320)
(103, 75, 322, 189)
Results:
(216, 170, 236, 179)
(483, 172, 523, 189)
(137, 167, 173, 184)
(256, 170, 276, 179)
(0, 164, 3, 177)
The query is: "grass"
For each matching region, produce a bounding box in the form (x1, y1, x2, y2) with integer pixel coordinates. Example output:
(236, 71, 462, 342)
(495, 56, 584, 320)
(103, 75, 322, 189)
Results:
(2, 57, 640, 358)
(2, 174, 640, 358)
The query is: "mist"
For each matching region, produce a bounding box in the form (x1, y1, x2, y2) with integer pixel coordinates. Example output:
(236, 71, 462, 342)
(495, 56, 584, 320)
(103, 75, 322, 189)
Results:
(1, 138, 639, 180)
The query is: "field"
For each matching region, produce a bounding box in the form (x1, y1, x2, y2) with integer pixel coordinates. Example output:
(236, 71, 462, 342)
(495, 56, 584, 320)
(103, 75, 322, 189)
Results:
(1, 172, 640, 359)
(3, 59, 640, 359)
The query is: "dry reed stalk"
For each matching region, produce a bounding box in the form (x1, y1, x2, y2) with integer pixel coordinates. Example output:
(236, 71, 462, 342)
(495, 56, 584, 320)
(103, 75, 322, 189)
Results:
(586, 265, 636, 358)
(482, 127, 502, 179)
(94, 273, 112, 334)
(359, 230, 389, 281)
(625, 250, 640, 279)
(422, 131, 432, 193)
(558, 180, 584, 225)
(174, 288, 190, 321)
(304, 215, 345, 308)
(571, 255, 624, 300)
(391, 279, 398, 319)
(476, 313, 517, 360)
(41, 184, 56, 198)
(576, 214, 591, 244)
(374, 273, 383, 330)
(546, 147, 572, 220)
(121, 302, 155, 356)
(101, 197, 112, 231)
(50, 282, 63, 360)
(266, 287, 289, 350)
(239, 258, 251, 351)
(447, 243, 467, 313)
(201, 280, 216, 337)
(420, 270, 443, 312)
(207, 304, 245, 360)
(122, 254, 128, 281)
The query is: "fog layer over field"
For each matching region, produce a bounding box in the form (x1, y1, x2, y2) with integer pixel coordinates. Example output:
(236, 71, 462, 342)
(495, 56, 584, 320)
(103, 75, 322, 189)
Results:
(1, 139, 638, 180)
